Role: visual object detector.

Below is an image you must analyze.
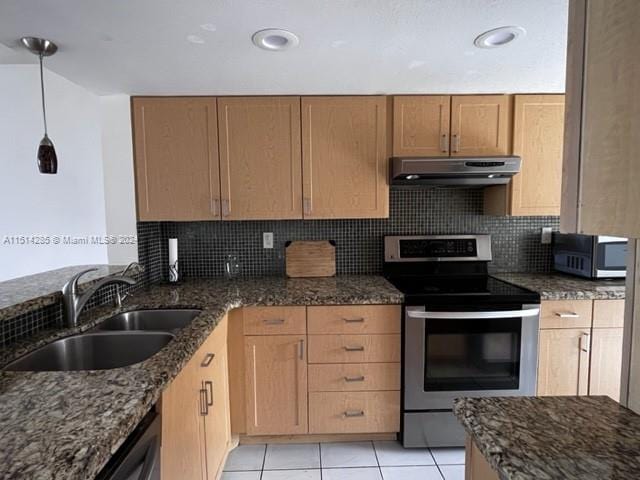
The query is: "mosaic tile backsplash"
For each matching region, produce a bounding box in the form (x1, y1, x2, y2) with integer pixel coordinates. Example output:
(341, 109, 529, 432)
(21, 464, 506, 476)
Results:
(139, 188, 560, 280)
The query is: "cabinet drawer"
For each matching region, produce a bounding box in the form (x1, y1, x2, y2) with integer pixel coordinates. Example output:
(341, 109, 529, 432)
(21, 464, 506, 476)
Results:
(308, 335, 401, 364)
(593, 300, 625, 328)
(309, 391, 400, 434)
(308, 363, 400, 392)
(307, 305, 401, 334)
(540, 300, 593, 329)
(242, 306, 306, 335)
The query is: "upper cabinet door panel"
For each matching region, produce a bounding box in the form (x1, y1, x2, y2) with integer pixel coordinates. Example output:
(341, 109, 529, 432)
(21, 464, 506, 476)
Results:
(301, 96, 389, 219)
(450, 95, 512, 157)
(510, 95, 565, 216)
(393, 96, 450, 156)
(132, 97, 220, 221)
(218, 97, 303, 220)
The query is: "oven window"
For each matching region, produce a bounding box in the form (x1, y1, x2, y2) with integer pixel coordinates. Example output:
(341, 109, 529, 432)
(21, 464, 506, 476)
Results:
(424, 317, 521, 391)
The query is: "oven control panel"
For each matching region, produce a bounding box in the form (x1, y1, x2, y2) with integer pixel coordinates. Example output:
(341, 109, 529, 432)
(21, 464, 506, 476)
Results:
(384, 235, 492, 262)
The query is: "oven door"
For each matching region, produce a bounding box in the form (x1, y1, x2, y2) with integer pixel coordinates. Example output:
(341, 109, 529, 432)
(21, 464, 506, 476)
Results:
(404, 305, 540, 411)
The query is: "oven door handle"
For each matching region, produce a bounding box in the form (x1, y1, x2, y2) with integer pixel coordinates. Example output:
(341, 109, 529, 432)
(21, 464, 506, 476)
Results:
(407, 308, 540, 319)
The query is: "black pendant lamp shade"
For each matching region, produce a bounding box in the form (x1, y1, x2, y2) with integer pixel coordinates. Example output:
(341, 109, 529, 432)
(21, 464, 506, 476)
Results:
(21, 37, 58, 174)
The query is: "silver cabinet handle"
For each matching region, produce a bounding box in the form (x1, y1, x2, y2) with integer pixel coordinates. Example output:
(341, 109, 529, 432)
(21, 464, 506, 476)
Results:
(579, 332, 590, 353)
(344, 345, 365, 352)
(555, 311, 579, 318)
(440, 133, 449, 153)
(407, 308, 540, 320)
(343, 317, 365, 323)
(204, 380, 214, 406)
(201, 353, 215, 367)
(212, 198, 220, 216)
(221, 199, 230, 217)
(199, 387, 208, 416)
(264, 318, 285, 325)
(299, 339, 305, 360)
(452, 134, 460, 153)
(345, 375, 365, 382)
(303, 198, 312, 215)
(344, 410, 365, 417)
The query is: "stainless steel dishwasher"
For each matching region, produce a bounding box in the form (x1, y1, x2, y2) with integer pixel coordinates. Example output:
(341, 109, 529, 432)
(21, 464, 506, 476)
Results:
(95, 409, 161, 480)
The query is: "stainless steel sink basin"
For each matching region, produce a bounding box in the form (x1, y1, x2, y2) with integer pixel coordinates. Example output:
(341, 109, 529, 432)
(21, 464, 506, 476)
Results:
(3, 331, 174, 372)
(96, 309, 202, 332)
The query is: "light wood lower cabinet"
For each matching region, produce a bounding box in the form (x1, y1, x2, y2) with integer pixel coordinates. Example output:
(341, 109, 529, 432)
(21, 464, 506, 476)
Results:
(161, 315, 230, 480)
(308, 363, 400, 392)
(465, 436, 499, 480)
(244, 335, 308, 435)
(537, 299, 624, 400)
(308, 391, 400, 434)
(537, 328, 591, 396)
(308, 334, 401, 364)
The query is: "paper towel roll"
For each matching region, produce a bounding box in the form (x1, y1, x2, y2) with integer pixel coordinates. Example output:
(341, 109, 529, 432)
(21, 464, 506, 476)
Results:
(168, 238, 178, 282)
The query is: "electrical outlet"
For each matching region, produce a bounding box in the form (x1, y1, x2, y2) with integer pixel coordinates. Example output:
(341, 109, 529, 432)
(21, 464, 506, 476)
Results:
(541, 227, 553, 245)
(263, 232, 274, 249)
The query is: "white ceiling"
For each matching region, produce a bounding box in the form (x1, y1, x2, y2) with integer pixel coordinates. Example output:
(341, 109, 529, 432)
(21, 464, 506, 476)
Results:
(0, 0, 568, 96)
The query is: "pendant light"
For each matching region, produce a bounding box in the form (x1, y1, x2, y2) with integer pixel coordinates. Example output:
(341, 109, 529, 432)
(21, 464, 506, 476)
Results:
(21, 37, 59, 174)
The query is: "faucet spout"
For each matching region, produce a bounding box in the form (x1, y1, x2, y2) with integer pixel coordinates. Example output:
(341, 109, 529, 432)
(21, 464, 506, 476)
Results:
(61, 268, 137, 328)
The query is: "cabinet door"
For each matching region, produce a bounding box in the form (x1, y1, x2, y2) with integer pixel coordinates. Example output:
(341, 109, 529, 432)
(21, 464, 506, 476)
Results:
(450, 95, 511, 157)
(510, 95, 565, 216)
(161, 352, 207, 480)
(203, 343, 232, 479)
(393, 96, 450, 156)
(132, 97, 221, 221)
(537, 328, 591, 396)
(217, 97, 303, 220)
(589, 328, 624, 401)
(301, 96, 389, 219)
(244, 335, 308, 435)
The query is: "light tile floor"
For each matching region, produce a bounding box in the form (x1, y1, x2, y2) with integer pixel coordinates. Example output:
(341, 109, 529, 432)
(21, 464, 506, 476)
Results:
(222, 441, 465, 480)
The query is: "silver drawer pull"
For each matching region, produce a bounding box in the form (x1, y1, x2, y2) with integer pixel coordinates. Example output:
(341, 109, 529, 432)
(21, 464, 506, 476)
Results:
(201, 353, 215, 367)
(344, 346, 365, 352)
(343, 317, 365, 323)
(344, 375, 365, 382)
(555, 311, 579, 318)
(344, 410, 365, 418)
(263, 318, 286, 325)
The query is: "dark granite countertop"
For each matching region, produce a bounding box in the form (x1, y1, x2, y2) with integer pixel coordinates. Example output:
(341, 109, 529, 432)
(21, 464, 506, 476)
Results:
(0, 265, 130, 322)
(454, 396, 640, 480)
(492, 272, 626, 300)
(0, 275, 402, 480)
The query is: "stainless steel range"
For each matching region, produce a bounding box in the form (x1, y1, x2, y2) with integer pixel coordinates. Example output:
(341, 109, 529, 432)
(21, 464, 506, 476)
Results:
(383, 235, 541, 448)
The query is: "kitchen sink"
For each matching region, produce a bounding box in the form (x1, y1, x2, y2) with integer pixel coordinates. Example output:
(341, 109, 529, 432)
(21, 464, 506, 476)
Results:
(96, 309, 202, 332)
(3, 331, 174, 372)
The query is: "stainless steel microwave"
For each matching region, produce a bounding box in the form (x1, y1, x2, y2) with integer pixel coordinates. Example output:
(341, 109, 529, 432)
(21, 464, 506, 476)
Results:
(553, 233, 627, 279)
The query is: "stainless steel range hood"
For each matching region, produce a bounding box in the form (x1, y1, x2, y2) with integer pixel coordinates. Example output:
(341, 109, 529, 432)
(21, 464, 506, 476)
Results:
(391, 156, 521, 186)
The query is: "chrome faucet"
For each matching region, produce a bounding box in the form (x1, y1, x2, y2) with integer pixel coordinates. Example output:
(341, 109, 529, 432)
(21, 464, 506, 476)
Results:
(61, 267, 137, 328)
(115, 262, 144, 307)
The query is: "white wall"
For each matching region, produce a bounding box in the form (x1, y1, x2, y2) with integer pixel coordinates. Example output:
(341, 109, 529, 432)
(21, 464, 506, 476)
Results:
(100, 95, 138, 265)
(0, 65, 108, 281)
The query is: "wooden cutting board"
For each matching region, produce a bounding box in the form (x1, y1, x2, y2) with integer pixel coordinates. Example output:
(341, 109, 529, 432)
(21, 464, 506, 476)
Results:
(285, 241, 336, 278)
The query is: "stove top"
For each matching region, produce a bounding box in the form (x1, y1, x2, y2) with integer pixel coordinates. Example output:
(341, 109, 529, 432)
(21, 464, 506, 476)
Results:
(386, 274, 540, 305)
(383, 235, 540, 306)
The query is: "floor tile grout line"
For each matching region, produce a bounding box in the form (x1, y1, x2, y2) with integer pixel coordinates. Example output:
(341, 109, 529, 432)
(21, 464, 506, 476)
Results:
(371, 440, 385, 479)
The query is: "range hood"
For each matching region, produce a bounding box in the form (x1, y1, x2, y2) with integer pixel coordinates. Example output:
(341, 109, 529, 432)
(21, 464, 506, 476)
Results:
(391, 156, 521, 187)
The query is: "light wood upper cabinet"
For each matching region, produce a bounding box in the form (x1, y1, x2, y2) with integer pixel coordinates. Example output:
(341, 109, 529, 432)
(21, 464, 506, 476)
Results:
(217, 97, 303, 220)
(510, 95, 565, 216)
(450, 95, 512, 157)
(244, 335, 308, 435)
(537, 328, 591, 396)
(132, 97, 221, 221)
(301, 96, 390, 219)
(393, 96, 450, 156)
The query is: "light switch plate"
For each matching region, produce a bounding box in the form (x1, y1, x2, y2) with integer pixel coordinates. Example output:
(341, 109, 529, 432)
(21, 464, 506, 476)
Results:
(541, 227, 553, 245)
(263, 232, 274, 249)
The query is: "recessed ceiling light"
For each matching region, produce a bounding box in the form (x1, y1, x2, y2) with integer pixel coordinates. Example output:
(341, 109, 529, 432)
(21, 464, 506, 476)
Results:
(200, 24, 217, 32)
(187, 34, 205, 44)
(474, 26, 526, 49)
(252, 29, 299, 51)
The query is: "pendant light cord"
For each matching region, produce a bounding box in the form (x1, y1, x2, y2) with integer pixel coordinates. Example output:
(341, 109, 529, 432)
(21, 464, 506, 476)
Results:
(39, 53, 48, 135)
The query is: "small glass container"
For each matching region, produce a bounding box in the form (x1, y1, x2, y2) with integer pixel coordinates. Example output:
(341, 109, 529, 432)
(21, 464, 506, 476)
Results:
(224, 254, 240, 279)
